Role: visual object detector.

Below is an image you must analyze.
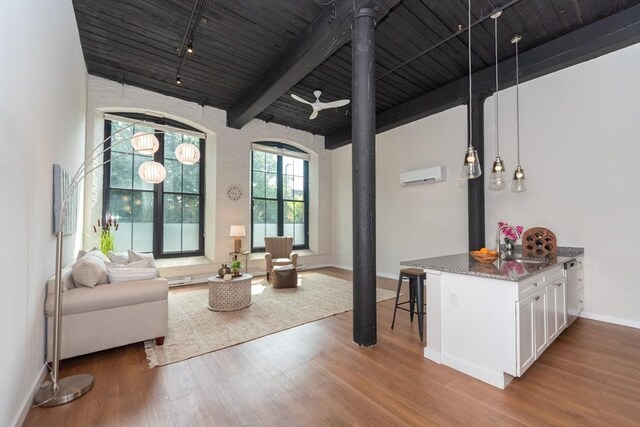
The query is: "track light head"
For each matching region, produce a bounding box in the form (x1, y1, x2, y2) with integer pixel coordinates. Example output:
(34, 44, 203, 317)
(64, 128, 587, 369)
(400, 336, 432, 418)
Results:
(187, 41, 194, 54)
(176, 75, 181, 85)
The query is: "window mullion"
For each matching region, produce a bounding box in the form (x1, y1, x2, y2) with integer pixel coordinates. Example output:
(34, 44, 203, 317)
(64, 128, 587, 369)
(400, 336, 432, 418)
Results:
(277, 155, 284, 236)
(153, 131, 165, 258)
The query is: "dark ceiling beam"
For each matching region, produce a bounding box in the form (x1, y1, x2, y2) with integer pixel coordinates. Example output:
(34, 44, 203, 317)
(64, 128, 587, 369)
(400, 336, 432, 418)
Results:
(325, 4, 640, 149)
(227, 0, 400, 130)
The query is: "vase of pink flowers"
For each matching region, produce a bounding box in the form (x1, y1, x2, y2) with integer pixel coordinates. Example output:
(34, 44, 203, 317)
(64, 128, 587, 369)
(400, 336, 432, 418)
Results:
(498, 221, 523, 260)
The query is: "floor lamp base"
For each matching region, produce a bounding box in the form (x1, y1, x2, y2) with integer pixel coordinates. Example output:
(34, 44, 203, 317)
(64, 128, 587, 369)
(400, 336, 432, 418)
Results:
(33, 374, 94, 407)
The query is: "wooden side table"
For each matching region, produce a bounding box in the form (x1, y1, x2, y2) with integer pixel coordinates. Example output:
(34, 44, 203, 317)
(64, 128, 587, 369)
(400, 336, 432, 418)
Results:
(207, 274, 253, 312)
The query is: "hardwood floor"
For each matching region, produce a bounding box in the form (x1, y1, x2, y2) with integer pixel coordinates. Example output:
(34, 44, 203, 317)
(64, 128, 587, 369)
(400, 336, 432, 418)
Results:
(24, 268, 640, 426)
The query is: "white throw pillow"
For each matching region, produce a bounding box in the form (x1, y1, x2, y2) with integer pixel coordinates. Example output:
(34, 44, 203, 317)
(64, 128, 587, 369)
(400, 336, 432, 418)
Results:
(77, 248, 110, 263)
(72, 256, 109, 288)
(127, 249, 156, 267)
(108, 251, 129, 265)
(107, 265, 158, 283)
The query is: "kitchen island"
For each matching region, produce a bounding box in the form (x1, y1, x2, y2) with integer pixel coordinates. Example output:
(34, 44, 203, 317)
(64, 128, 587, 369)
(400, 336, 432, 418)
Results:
(401, 250, 582, 389)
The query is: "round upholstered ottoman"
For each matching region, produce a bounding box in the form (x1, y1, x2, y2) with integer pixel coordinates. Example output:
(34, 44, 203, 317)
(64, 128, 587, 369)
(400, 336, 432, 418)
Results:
(272, 265, 298, 289)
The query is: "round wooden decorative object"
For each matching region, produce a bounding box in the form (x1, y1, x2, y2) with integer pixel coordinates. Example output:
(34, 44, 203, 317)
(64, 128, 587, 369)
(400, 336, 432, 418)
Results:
(521, 227, 557, 258)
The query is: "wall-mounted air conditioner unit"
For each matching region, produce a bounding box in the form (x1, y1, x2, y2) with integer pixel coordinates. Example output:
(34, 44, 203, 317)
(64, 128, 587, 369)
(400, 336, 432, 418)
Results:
(400, 166, 446, 186)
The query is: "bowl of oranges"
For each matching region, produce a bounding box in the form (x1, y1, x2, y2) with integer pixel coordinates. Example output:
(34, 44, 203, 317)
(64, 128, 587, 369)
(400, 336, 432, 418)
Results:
(470, 247, 499, 263)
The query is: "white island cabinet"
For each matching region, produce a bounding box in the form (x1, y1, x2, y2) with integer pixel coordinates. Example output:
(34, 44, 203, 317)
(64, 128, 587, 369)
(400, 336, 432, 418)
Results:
(402, 253, 574, 389)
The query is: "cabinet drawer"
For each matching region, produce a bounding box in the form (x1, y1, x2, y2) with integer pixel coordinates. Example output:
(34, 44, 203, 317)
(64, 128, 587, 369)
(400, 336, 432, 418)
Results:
(519, 273, 545, 300)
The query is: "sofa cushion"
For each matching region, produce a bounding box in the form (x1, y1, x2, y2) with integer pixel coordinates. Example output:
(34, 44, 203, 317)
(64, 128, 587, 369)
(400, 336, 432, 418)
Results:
(128, 249, 156, 267)
(108, 250, 129, 264)
(45, 278, 168, 316)
(72, 256, 109, 288)
(107, 264, 158, 283)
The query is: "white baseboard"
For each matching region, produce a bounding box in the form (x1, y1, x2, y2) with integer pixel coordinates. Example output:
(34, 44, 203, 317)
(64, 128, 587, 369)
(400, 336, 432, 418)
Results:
(328, 264, 397, 280)
(12, 364, 48, 427)
(424, 347, 442, 364)
(441, 353, 513, 390)
(328, 263, 352, 272)
(579, 311, 640, 329)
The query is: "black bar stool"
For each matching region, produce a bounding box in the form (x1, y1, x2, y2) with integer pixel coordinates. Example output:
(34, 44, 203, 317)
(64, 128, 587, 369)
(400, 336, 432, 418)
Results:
(391, 268, 426, 340)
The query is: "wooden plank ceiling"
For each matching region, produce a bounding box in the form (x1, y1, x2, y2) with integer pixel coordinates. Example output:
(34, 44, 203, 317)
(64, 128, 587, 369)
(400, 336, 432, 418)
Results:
(73, 0, 640, 141)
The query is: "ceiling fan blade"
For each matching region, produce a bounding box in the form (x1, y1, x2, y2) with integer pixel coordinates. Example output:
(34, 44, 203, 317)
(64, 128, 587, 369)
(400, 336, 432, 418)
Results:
(309, 108, 319, 120)
(291, 93, 313, 105)
(318, 99, 350, 109)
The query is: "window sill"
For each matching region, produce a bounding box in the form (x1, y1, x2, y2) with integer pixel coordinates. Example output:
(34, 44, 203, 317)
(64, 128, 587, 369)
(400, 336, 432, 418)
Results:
(155, 256, 214, 269)
(248, 249, 316, 261)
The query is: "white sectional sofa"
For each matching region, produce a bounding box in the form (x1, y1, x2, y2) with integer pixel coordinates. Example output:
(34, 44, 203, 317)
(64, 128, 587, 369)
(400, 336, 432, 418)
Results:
(45, 260, 168, 361)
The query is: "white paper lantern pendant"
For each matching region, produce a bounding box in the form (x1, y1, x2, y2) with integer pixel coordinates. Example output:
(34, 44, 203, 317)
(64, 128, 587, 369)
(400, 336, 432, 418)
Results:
(175, 143, 201, 165)
(138, 161, 166, 184)
(131, 132, 160, 155)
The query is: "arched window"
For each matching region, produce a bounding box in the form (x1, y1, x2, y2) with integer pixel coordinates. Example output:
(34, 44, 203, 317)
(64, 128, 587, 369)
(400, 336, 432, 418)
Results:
(103, 113, 205, 257)
(251, 142, 309, 251)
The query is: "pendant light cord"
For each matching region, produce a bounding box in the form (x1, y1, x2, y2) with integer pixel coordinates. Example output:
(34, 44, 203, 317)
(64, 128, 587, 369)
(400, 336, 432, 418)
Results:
(515, 38, 521, 164)
(468, 0, 473, 149)
(494, 16, 499, 156)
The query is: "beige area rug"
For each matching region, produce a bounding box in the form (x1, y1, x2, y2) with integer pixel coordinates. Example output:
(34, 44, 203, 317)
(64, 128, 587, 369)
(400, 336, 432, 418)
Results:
(144, 272, 397, 367)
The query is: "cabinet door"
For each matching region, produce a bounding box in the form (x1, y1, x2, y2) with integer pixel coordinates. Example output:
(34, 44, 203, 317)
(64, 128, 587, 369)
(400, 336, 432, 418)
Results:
(555, 280, 567, 332)
(546, 284, 559, 342)
(534, 290, 548, 359)
(517, 295, 536, 376)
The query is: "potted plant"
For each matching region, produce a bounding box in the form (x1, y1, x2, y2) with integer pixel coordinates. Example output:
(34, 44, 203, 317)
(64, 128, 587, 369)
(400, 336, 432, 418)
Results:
(93, 217, 118, 256)
(230, 260, 242, 276)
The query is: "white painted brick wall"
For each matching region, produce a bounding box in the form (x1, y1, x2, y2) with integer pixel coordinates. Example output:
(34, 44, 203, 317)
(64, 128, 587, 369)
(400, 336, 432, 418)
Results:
(84, 76, 332, 272)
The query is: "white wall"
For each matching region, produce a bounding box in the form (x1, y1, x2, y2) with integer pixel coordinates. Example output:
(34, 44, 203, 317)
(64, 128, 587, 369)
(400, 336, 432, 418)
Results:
(332, 44, 640, 326)
(331, 106, 470, 276)
(0, 1, 87, 425)
(85, 77, 333, 273)
(483, 44, 640, 325)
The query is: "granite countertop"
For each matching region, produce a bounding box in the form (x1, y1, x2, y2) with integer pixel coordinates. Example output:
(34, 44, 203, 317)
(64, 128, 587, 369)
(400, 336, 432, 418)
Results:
(400, 247, 583, 282)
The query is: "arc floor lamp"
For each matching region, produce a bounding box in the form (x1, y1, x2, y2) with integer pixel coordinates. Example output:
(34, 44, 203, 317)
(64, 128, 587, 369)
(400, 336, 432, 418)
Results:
(34, 121, 200, 406)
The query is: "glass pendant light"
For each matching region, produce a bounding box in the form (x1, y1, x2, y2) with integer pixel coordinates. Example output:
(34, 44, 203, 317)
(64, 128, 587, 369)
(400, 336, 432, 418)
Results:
(461, 0, 482, 180)
(489, 11, 506, 191)
(511, 35, 526, 192)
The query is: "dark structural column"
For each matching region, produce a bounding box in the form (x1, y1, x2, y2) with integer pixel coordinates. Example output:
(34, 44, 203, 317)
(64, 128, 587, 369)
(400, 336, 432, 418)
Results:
(468, 93, 488, 251)
(352, 7, 377, 346)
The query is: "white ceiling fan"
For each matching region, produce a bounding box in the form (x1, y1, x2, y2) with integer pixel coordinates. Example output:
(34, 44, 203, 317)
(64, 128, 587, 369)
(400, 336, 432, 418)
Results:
(290, 90, 350, 120)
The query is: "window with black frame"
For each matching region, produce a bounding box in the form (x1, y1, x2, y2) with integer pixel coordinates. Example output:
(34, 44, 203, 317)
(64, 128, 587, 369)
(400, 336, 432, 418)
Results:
(103, 115, 205, 257)
(251, 142, 309, 251)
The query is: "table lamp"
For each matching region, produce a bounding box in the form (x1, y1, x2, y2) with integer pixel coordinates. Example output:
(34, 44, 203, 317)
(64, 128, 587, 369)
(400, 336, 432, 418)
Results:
(230, 225, 246, 252)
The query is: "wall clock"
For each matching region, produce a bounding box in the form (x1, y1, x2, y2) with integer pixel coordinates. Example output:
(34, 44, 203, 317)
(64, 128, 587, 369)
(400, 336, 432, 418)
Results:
(227, 185, 241, 201)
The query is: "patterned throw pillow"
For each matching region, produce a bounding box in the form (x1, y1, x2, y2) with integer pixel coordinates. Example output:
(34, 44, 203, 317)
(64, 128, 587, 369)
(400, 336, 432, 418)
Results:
(127, 249, 156, 267)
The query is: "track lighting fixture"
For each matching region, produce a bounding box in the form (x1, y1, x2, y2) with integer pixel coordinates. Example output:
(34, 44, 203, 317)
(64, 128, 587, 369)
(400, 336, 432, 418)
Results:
(187, 41, 194, 54)
(176, 75, 181, 85)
